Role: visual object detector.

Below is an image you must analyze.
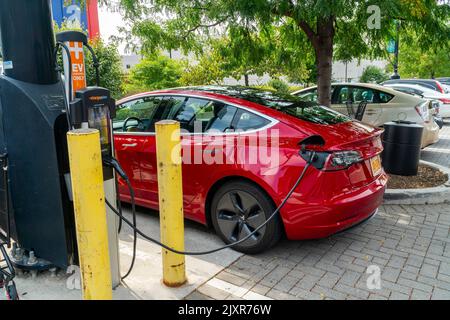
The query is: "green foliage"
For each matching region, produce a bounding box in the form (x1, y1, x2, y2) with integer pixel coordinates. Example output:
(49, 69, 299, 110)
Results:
(392, 32, 450, 79)
(86, 38, 125, 99)
(54, 22, 124, 99)
(268, 78, 290, 94)
(106, 0, 450, 105)
(360, 66, 389, 83)
(124, 53, 184, 94)
(179, 51, 228, 86)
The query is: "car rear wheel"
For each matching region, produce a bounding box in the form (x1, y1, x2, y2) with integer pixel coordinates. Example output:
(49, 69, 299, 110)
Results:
(210, 181, 282, 254)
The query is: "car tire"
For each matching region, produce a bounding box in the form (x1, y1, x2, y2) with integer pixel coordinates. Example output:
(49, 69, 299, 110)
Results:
(210, 180, 283, 254)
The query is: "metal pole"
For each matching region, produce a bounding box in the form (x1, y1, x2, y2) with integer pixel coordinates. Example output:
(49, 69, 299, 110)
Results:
(391, 20, 401, 80)
(67, 128, 112, 300)
(155, 120, 187, 287)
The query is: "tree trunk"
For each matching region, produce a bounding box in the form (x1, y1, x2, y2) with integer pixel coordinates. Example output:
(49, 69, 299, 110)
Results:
(244, 74, 249, 86)
(314, 18, 335, 107)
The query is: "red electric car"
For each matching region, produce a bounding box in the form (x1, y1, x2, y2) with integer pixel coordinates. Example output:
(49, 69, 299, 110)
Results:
(113, 86, 387, 253)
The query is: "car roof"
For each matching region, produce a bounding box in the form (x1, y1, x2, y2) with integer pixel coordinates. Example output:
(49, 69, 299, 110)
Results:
(384, 83, 437, 94)
(293, 82, 426, 104)
(118, 85, 317, 110)
(383, 78, 439, 84)
(293, 82, 400, 95)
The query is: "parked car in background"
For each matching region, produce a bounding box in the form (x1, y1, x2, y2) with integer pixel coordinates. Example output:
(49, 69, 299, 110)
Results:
(293, 83, 440, 148)
(113, 86, 387, 253)
(383, 83, 450, 118)
(437, 77, 450, 86)
(382, 79, 448, 94)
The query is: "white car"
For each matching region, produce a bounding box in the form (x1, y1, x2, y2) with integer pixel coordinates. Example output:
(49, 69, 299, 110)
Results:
(384, 83, 450, 118)
(293, 83, 440, 147)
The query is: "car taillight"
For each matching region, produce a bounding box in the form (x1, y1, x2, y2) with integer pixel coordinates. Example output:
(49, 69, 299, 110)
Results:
(300, 147, 365, 171)
(323, 151, 363, 171)
(415, 102, 430, 122)
(436, 82, 445, 94)
(439, 98, 450, 104)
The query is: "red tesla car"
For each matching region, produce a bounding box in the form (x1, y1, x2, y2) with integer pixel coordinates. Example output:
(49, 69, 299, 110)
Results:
(113, 86, 387, 253)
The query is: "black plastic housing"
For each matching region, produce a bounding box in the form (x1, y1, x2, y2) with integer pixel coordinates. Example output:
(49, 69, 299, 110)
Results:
(0, 0, 57, 84)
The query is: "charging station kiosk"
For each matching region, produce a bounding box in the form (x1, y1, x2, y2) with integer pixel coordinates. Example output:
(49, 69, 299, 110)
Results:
(0, 0, 120, 288)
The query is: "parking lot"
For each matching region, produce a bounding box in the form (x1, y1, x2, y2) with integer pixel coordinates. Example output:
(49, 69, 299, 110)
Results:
(186, 123, 450, 300)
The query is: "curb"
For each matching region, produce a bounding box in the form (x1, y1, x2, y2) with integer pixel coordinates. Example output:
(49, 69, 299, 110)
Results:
(383, 160, 450, 205)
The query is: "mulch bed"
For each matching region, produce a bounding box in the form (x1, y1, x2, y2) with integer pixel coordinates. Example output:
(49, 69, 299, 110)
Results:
(387, 164, 448, 189)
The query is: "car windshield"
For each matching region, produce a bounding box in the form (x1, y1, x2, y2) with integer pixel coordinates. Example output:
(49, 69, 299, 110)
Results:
(180, 86, 350, 125)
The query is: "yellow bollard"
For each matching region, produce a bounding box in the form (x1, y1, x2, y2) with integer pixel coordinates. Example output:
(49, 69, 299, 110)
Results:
(67, 128, 112, 300)
(155, 120, 187, 287)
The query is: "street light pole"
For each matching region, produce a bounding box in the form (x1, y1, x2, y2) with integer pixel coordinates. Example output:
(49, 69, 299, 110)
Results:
(391, 20, 401, 80)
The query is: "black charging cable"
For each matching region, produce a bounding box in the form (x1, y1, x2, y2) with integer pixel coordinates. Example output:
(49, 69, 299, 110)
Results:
(54, 42, 74, 129)
(103, 156, 137, 280)
(103, 150, 316, 261)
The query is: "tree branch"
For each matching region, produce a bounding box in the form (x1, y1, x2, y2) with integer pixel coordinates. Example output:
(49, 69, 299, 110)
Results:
(270, 2, 318, 48)
(298, 21, 318, 48)
(182, 16, 230, 39)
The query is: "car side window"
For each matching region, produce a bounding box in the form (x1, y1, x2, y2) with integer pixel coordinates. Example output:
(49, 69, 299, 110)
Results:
(352, 87, 375, 103)
(205, 105, 238, 133)
(114, 96, 163, 132)
(297, 89, 318, 102)
(234, 110, 270, 131)
(159, 96, 187, 121)
(377, 90, 394, 103)
(336, 87, 351, 104)
(170, 97, 238, 133)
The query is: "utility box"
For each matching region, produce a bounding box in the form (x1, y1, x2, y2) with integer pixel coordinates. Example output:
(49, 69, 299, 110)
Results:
(382, 121, 424, 176)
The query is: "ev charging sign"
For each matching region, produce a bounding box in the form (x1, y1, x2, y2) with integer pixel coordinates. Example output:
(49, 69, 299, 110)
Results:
(62, 41, 87, 102)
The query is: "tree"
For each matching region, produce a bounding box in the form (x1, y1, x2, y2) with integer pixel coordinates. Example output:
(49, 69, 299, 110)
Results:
(179, 50, 228, 86)
(86, 38, 125, 99)
(268, 78, 290, 94)
(392, 32, 450, 79)
(124, 53, 184, 94)
(54, 22, 125, 99)
(360, 65, 389, 83)
(102, 0, 449, 106)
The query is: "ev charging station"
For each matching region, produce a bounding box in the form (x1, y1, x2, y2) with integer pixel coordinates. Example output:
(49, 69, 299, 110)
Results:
(0, 0, 121, 290)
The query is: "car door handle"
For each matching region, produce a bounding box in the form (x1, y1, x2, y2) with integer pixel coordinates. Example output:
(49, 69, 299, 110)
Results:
(122, 143, 137, 148)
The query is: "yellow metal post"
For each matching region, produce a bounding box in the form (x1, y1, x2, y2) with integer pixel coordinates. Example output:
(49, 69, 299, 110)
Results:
(67, 128, 112, 300)
(155, 120, 187, 287)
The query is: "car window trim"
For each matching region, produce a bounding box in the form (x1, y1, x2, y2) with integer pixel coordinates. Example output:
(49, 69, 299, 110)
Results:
(114, 93, 279, 137)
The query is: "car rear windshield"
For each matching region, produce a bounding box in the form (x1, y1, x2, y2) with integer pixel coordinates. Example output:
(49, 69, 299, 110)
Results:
(183, 86, 351, 125)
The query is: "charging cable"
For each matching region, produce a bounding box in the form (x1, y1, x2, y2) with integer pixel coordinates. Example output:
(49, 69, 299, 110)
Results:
(103, 151, 315, 260)
(54, 42, 74, 130)
(103, 156, 137, 280)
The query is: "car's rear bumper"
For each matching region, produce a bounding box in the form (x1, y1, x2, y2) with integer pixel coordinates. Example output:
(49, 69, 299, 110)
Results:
(282, 173, 387, 240)
(421, 121, 440, 148)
